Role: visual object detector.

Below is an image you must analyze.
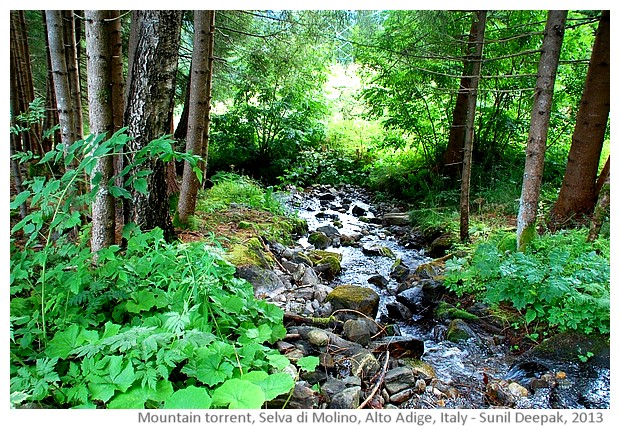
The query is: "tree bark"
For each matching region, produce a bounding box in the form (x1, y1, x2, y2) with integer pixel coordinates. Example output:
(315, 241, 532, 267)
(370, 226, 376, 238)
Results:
(62, 10, 84, 141)
(85, 10, 116, 254)
(439, 13, 480, 177)
(177, 11, 211, 226)
(41, 11, 60, 153)
(46, 10, 78, 151)
(201, 10, 216, 185)
(459, 11, 486, 243)
(124, 10, 182, 241)
(550, 10, 610, 224)
(587, 162, 609, 242)
(516, 11, 567, 252)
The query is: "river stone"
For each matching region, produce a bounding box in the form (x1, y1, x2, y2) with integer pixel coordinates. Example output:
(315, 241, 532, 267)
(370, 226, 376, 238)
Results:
(321, 377, 346, 398)
(308, 231, 331, 250)
(330, 386, 361, 409)
(396, 286, 424, 311)
(389, 388, 415, 404)
(351, 204, 367, 216)
(317, 225, 340, 238)
(428, 233, 455, 258)
(362, 244, 395, 258)
(318, 192, 336, 201)
(268, 382, 317, 409)
(390, 260, 410, 282)
(446, 318, 478, 343)
(307, 329, 330, 347)
(343, 318, 376, 346)
(348, 351, 381, 378)
(434, 302, 479, 322)
(413, 258, 446, 279)
(300, 265, 320, 286)
(325, 285, 380, 319)
(386, 301, 413, 321)
(382, 212, 411, 226)
(369, 336, 424, 359)
(401, 358, 436, 380)
(384, 366, 417, 395)
(236, 266, 286, 297)
(368, 274, 389, 287)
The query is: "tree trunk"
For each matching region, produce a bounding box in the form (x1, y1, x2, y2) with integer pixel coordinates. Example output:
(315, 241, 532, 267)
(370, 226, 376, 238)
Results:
(594, 155, 610, 198)
(201, 10, 216, 185)
(41, 11, 60, 153)
(439, 13, 480, 177)
(85, 10, 116, 254)
(124, 10, 182, 241)
(177, 11, 211, 226)
(459, 10, 486, 243)
(516, 11, 567, 252)
(10, 51, 27, 218)
(46, 10, 78, 151)
(550, 10, 610, 224)
(62, 10, 84, 141)
(10, 11, 40, 154)
(587, 162, 609, 242)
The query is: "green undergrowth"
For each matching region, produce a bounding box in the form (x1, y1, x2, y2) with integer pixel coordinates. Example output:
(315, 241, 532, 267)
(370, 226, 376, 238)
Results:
(10, 134, 314, 409)
(444, 229, 610, 337)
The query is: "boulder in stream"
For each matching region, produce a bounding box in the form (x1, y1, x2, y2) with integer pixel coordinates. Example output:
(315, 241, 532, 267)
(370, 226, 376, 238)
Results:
(325, 285, 380, 319)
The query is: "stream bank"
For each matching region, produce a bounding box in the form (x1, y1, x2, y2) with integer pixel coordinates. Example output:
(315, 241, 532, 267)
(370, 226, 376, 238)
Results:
(233, 184, 610, 409)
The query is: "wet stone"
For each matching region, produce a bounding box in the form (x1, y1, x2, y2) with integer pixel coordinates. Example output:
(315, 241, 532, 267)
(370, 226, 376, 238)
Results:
(330, 386, 361, 409)
(368, 274, 389, 287)
(369, 336, 424, 359)
(386, 301, 413, 321)
(384, 367, 417, 395)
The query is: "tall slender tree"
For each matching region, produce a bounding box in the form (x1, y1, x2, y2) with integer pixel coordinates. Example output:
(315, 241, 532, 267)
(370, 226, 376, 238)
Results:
(550, 10, 610, 224)
(516, 10, 568, 251)
(201, 10, 216, 185)
(459, 10, 486, 242)
(124, 10, 183, 240)
(440, 13, 482, 177)
(177, 11, 211, 226)
(46, 10, 81, 151)
(85, 10, 118, 253)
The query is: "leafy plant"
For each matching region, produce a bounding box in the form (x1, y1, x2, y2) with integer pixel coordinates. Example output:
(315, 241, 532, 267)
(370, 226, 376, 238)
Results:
(10, 134, 298, 409)
(444, 229, 610, 335)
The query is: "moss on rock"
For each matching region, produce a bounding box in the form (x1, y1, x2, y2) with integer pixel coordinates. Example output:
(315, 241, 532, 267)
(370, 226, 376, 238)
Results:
(326, 285, 380, 319)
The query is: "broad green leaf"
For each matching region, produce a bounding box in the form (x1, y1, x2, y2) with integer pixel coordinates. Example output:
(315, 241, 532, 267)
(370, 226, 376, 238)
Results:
(46, 325, 82, 359)
(108, 386, 148, 409)
(194, 353, 234, 387)
(267, 354, 290, 370)
(297, 356, 320, 373)
(133, 178, 148, 195)
(10, 191, 30, 210)
(253, 372, 294, 401)
(164, 386, 212, 409)
(525, 308, 537, 324)
(211, 379, 265, 409)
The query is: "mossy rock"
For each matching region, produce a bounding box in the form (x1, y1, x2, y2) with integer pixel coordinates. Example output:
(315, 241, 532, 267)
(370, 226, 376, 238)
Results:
(308, 250, 342, 278)
(238, 220, 253, 229)
(524, 331, 610, 368)
(401, 358, 436, 380)
(326, 285, 380, 319)
(227, 237, 274, 268)
(446, 318, 477, 343)
(434, 302, 479, 322)
(428, 232, 456, 258)
(414, 257, 447, 280)
(308, 231, 331, 249)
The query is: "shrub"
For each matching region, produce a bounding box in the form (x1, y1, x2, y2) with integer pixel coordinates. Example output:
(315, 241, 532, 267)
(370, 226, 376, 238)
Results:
(444, 229, 610, 335)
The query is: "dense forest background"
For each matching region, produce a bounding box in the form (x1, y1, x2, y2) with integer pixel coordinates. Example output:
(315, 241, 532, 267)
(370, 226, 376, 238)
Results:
(9, 10, 610, 410)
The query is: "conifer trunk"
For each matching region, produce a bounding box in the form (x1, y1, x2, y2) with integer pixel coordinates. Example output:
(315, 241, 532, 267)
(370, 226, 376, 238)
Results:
(516, 11, 567, 251)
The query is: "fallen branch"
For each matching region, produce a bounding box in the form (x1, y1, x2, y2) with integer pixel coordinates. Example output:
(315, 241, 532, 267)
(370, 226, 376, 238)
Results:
(357, 350, 390, 409)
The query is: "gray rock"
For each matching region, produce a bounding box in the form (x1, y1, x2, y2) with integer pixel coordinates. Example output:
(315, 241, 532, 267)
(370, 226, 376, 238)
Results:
(301, 265, 320, 286)
(352, 204, 367, 216)
(386, 300, 413, 321)
(396, 286, 424, 311)
(236, 266, 286, 297)
(330, 386, 361, 409)
(369, 336, 424, 359)
(368, 274, 389, 287)
(343, 318, 376, 346)
(321, 377, 346, 398)
(382, 213, 411, 226)
(268, 382, 317, 409)
(384, 367, 416, 395)
(307, 329, 330, 347)
(317, 225, 340, 238)
(390, 261, 410, 282)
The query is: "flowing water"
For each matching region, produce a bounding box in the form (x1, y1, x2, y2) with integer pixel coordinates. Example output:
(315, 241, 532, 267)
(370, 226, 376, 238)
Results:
(284, 185, 610, 409)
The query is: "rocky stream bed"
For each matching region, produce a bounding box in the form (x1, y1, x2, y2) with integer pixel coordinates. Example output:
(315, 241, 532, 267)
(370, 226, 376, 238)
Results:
(234, 184, 610, 410)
